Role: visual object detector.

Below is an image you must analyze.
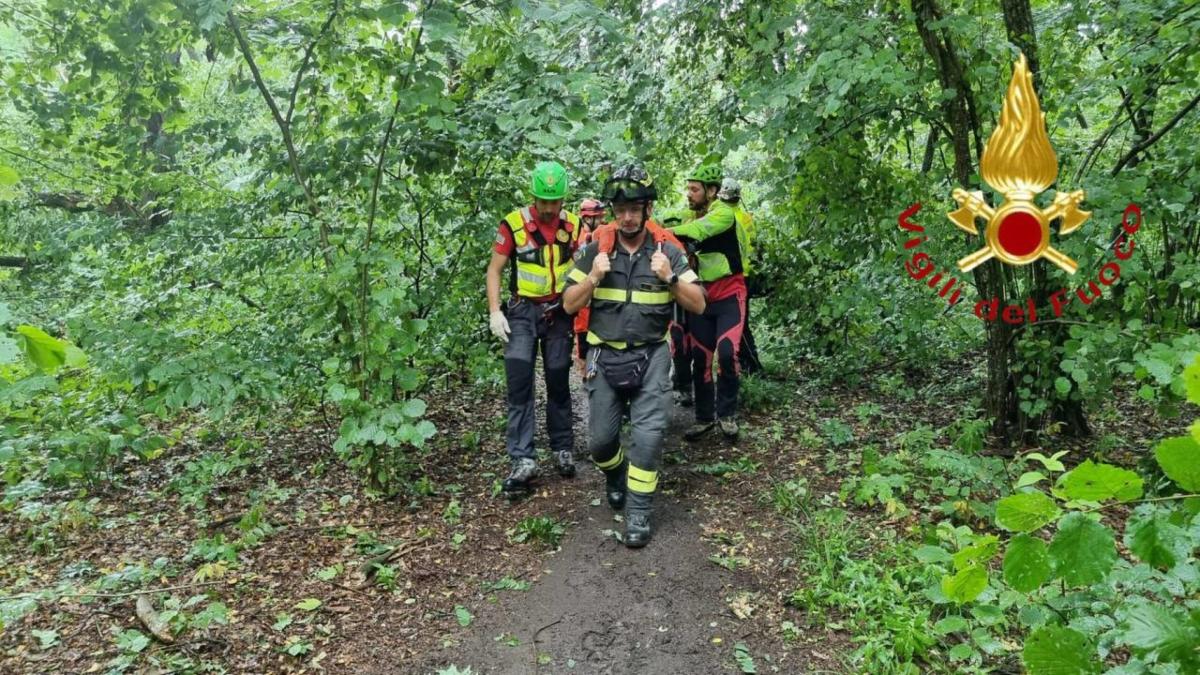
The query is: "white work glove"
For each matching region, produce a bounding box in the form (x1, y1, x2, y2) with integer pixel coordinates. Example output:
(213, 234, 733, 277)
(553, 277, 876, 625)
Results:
(489, 310, 511, 344)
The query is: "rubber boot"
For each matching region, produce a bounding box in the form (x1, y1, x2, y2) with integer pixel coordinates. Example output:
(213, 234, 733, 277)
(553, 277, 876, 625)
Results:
(604, 461, 627, 510)
(624, 490, 653, 548)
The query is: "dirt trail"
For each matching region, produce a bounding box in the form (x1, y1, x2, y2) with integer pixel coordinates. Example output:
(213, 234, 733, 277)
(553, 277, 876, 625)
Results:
(416, 385, 776, 675)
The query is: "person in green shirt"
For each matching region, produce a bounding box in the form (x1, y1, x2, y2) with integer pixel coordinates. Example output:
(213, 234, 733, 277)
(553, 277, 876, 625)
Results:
(668, 164, 749, 440)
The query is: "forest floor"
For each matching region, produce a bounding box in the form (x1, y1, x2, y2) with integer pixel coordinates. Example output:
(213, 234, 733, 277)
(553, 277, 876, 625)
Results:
(0, 356, 1172, 674)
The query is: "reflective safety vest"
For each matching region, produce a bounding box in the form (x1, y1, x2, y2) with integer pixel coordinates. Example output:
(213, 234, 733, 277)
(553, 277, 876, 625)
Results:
(503, 206, 582, 299)
(670, 200, 743, 283)
(733, 205, 755, 277)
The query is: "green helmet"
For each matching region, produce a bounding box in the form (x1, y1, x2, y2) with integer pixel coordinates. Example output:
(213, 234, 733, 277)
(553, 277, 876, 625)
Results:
(687, 163, 723, 186)
(530, 161, 568, 200)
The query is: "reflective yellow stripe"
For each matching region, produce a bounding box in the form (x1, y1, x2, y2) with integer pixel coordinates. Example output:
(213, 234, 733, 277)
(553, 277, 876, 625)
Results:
(627, 465, 658, 493)
(593, 287, 626, 302)
(630, 290, 670, 304)
(594, 447, 624, 471)
(679, 270, 699, 284)
(518, 269, 546, 284)
(592, 288, 669, 304)
(567, 267, 588, 283)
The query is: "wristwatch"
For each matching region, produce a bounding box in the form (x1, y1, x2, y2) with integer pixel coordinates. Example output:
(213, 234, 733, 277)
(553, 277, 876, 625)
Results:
(667, 272, 679, 286)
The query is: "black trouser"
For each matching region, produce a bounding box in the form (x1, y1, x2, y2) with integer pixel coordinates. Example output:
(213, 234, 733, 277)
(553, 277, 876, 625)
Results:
(688, 292, 746, 422)
(738, 298, 762, 375)
(669, 305, 691, 393)
(503, 299, 573, 460)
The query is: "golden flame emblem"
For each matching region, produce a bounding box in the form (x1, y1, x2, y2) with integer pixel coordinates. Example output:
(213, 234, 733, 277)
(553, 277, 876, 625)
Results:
(948, 54, 1090, 274)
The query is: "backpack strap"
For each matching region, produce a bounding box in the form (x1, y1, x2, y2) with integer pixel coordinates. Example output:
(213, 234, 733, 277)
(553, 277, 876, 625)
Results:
(518, 207, 549, 248)
(501, 218, 519, 297)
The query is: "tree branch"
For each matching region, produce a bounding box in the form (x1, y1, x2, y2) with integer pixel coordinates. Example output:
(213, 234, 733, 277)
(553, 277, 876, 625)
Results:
(1111, 90, 1200, 176)
(227, 11, 333, 270)
(286, 0, 341, 126)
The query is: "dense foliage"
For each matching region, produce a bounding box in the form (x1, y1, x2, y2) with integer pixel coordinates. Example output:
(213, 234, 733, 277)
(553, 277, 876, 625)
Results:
(1, 0, 1197, 672)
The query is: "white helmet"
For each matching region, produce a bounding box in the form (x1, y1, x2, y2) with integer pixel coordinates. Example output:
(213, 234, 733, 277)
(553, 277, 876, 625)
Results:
(718, 177, 741, 201)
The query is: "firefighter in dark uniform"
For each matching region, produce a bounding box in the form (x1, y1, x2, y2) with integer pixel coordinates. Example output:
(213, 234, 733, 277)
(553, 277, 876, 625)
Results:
(562, 164, 705, 547)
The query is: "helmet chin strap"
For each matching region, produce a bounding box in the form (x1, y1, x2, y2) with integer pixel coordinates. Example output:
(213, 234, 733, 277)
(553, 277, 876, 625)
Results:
(617, 202, 650, 240)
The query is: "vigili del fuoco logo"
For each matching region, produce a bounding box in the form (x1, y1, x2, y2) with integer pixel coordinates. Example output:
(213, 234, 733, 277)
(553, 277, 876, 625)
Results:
(897, 54, 1142, 324)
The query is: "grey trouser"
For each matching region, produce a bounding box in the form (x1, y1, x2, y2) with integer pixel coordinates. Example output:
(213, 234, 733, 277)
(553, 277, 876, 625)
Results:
(585, 341, 671, 495)
(504, 299, 574, 460)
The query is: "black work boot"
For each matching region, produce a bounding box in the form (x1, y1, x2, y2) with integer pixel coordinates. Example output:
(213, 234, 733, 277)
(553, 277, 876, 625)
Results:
(555, 449, 577, 478)
(502, 458, 538, 498)
(603, 461, 627, 510)
(624, 490, 653, 548)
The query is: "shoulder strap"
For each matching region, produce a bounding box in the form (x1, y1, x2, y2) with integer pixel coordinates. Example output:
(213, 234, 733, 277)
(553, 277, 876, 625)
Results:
(648, 220, 685, 252)
(501, 217, 518, 296)
(595, 224, 616, 255)
(518, 207, 549, 248)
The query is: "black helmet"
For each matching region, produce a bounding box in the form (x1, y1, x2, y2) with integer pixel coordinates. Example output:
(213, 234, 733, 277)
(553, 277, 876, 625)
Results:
(602, 164, 657, 203)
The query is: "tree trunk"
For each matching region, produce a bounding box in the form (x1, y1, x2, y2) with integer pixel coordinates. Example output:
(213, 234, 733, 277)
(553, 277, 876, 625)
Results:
(1001, 0, 1091, 440)
(913, 0, 1019, 445)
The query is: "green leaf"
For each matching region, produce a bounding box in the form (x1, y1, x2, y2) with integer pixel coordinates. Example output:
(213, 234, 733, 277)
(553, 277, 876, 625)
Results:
(1016, 471, 1047, 488)
(934, 616, 969, 634)
(996, 492, 1061, 533)
(948, 642, 975, 660)
(455, 605, 473, 627)
(941, 565, 987, 604)
(1022, 625, 1099, 675)
(1059, 460, 1143, 502)
(116, 629, 150, 654)
(315, 564, 341, 581)
(1183, 355, 1200, 405)
(914, 545, 953, 564)
(1154, 435, 1200, 491)
(195, 0, 233, 31)
(294, 598, 322, 611)
(1026, 451, 1068, 472)
(64, 343, 88, 369)
(1054, 377, 1071, 395)
(0, 335, 20, 365)
(402, 398, 427, 418)
(0, 165, 18, 186)
(1122, 603, 1199, 662)
(733, 642, 757, 674)
(953, 535, 998, 570)
(14, 325, 67, 374)
(1003, 533, 1052, 593)
(1127, 512, 1185, 570)
(1049, 513, 1116, 587)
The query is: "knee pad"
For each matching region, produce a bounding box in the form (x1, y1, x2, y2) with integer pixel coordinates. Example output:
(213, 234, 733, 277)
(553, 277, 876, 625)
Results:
(717, 339, 737, 370)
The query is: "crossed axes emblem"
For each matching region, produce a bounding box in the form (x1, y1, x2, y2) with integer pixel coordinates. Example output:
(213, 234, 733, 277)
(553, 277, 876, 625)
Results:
(948, 54, 1090, 274)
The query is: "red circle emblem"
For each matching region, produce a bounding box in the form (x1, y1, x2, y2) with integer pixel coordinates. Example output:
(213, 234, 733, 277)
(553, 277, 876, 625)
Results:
(997, 211, 1042, 256)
